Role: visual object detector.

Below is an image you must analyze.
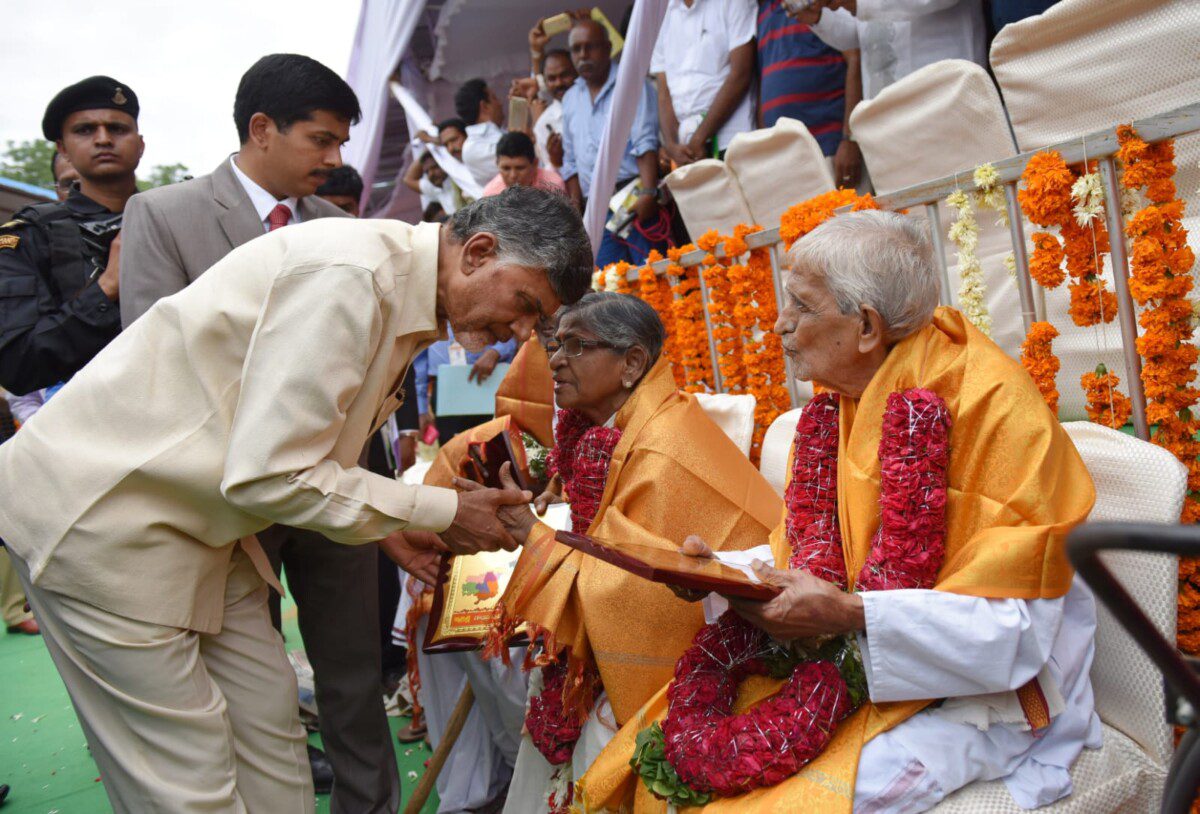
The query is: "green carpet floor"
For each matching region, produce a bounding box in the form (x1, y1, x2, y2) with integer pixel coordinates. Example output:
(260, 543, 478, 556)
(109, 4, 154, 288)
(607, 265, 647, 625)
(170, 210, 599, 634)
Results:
(0, 590, 436, 813)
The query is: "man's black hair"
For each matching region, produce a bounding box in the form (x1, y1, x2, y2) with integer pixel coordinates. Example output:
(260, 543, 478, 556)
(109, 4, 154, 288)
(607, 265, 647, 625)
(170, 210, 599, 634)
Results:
(543, 48, 572, 68)
(496, 132, 536, 163)
(233, 54, 362, 143)
(422, 201, 447, 222)
(453, 79, 489, 125)
(315, 165, 364, 199)
(437, 118, 468, 137)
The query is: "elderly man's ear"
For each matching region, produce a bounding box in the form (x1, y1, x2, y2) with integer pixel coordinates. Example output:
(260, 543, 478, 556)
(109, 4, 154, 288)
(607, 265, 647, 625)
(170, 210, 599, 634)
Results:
(461, 232, 498, 273)
(857, 305, 887, 354)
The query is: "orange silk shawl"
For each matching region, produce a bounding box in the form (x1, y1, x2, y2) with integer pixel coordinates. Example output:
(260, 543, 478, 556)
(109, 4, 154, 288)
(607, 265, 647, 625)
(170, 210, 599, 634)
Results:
(576, 307, 1096, 813)
(495, 357, 783, 727)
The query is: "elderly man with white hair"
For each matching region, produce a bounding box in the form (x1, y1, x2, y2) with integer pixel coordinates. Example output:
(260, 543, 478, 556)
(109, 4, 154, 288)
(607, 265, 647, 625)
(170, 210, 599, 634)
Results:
(577, 210, 1100, 813)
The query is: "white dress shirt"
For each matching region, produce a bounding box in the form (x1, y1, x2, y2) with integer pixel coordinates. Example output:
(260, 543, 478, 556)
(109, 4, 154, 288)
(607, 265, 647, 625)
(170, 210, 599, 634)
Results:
(461, 121, 506, 188)
(533, 99, 564, 170)
(650, 0, 757, 152)
(811, 0, 987, 100)
(229, 156, 301, 231)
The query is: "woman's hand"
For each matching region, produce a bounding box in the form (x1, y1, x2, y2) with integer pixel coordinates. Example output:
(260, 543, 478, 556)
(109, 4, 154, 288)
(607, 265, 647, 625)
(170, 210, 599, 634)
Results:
(669, 535, 715, 602)
(453, 463, 539, 545)
(533, 475, 563, 515)
(727, 561, 865, 640)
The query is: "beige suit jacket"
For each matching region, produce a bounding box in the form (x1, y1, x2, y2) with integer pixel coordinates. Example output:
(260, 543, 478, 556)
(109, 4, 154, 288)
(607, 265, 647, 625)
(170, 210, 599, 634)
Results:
(119, 158, 350, 327)
(0, 219, 458, 632)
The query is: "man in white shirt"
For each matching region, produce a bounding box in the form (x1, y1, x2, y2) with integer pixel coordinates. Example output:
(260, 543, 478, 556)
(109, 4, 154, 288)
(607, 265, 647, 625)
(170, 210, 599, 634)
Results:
(455, 79, 507, 188)
(651, 0, 757, 165)
(800, 0, 987, 100)
(118, 54, 400, 814)
(531, 49, 577, 171)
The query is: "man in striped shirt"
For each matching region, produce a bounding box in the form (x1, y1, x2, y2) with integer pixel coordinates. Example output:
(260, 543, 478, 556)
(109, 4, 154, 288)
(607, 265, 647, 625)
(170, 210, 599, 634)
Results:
(757, 0, 862, 187)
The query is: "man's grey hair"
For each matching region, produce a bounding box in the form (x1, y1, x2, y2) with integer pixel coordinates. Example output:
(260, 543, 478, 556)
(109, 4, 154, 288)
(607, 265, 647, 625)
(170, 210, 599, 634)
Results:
(562, 291, 664, 368)
(786, 209, 940, 340)
(448, 186, 593, 305)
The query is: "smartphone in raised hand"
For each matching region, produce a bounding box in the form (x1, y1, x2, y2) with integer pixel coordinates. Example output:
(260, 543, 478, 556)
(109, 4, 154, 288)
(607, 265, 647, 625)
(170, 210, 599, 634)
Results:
(509, 96, 530, 132)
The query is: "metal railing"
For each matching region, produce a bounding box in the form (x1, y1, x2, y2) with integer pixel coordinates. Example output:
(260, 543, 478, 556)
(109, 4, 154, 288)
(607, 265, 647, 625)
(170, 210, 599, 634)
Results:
(623, 102, 1200, 441)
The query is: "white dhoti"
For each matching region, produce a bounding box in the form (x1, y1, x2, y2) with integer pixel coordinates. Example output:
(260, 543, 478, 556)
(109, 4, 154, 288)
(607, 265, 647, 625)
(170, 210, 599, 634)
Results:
(503, 682, 619, 814)
(415, 614, 528, 813)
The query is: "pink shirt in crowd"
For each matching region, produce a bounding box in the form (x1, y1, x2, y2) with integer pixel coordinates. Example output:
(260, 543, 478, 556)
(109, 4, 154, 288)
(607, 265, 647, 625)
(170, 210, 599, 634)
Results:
(480, 167, 566, 197)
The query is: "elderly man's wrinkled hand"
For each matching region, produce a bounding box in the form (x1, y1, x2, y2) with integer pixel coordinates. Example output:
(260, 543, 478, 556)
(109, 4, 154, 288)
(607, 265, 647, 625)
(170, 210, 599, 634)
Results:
(727, 561, 865, 640)
(443, 477, 533, 553)
(670, 534, 715, 602)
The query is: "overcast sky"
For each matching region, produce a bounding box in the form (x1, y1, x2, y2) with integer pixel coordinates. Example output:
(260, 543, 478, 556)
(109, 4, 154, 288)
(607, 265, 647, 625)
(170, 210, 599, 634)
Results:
(0, 0, 361, 180)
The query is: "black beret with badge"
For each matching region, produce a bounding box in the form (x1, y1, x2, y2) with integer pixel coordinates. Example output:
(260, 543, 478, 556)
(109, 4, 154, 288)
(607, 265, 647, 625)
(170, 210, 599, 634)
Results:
(41, 76, 139, 140)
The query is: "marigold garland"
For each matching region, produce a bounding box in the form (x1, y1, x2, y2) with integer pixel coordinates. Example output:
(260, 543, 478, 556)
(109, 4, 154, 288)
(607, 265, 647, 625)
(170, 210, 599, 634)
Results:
(779, 189, 877, 248)
(1029, 231, 1066, 289)
(697, 230, 748, 393)
(1118, 126, 1200, 521)
(1081, 364, 1133, 430)
(637, 250, 686, 388)
(667, 244, 715, 393)
(946, 189, 991, 336)
(1020, 321, 1060, 415)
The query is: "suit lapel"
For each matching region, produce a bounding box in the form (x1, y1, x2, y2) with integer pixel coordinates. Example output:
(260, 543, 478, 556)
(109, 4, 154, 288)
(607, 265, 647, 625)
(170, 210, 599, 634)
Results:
(211, 159, 266, 250)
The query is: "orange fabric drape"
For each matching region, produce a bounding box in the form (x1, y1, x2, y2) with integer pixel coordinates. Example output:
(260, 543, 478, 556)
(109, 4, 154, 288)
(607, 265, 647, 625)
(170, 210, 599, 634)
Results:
(495, 358, 783, 727)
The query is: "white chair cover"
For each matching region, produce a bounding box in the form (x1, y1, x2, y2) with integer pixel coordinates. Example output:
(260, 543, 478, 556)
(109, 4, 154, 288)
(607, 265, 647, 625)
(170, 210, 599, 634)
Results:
(936, 423, 1184, 812)
(759, 407, 801, 496)
(694, 392, 757, 458)
(724, 118, 835, 229)
(662, 160, 755, 241)
(848, 60, 1031, 393)
(990, 0, 1200, 423)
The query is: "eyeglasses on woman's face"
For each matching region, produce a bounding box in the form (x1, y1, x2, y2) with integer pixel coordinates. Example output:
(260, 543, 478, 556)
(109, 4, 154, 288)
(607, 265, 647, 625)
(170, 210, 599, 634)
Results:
(544, 335, 623, 358)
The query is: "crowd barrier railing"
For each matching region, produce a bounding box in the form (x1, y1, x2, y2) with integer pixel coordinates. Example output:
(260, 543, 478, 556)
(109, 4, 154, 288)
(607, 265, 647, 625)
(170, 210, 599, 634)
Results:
(623, 101, 1200, 443)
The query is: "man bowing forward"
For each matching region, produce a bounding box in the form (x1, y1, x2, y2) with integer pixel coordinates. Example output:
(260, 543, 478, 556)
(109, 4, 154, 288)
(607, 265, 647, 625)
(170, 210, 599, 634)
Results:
(0, 187, 592, 814)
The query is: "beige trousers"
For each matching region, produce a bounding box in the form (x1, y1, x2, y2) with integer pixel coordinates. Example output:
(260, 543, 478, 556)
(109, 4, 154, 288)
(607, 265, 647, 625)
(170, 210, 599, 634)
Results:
(0, 547, 32, 626)
(11, 546, 313, 814)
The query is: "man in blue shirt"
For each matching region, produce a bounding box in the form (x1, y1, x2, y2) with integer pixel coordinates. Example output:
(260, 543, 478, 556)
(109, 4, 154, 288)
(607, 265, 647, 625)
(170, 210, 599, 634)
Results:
(560, 19, 666, 267)
(414, 326, 517, 444)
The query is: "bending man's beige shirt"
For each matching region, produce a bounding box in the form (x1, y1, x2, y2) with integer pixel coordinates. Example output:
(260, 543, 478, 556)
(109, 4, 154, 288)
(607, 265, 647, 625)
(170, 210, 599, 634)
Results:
(0, 219, 458, 633)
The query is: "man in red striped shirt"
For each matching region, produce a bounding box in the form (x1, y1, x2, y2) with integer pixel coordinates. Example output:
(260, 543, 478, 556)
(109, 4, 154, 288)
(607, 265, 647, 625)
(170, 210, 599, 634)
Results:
(757, 0, 862, 187)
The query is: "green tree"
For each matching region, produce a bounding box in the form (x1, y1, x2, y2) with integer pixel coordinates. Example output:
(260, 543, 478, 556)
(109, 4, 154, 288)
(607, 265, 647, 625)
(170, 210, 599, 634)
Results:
(137, 162, 190, 191)
(0, 139, 57, 189)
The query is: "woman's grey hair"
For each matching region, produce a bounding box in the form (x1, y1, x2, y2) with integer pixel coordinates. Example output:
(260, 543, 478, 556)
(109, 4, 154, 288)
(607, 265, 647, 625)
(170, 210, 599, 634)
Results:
(448, 186, 593, 305)
(562, 291, 664, 367)
(786, 209, 940, 340)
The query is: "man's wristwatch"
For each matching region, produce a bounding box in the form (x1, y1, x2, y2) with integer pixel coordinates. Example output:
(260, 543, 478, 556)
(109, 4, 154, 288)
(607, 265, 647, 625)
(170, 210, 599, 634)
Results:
(636, 187, 658, 198)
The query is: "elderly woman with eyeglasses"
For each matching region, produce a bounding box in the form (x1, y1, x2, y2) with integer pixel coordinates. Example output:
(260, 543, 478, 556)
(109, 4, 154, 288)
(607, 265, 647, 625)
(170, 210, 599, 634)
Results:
(475, 291, 781, 813)
(578, 210, 1099, 814)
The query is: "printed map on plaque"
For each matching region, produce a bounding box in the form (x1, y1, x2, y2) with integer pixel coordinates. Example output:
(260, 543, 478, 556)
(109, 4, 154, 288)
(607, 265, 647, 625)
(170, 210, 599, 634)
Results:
(424, 503, 572, 653)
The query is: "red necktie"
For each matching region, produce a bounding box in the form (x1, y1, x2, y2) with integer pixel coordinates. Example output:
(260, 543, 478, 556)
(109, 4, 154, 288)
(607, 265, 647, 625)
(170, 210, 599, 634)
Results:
(267, 203, 292, 231)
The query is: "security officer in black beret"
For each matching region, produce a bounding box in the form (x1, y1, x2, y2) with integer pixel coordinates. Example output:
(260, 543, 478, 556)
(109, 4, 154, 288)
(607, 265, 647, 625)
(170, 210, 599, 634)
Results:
(0, 76, 142, 395)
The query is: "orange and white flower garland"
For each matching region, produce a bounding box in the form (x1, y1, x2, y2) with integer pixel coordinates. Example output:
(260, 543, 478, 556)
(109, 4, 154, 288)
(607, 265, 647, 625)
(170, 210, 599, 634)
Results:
(668, 244, 715, 393)
(696, 230, 748, 393)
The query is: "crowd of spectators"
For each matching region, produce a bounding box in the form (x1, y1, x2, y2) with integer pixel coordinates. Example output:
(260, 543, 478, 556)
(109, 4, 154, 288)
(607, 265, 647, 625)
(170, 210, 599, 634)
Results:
(407, 0, 1060, 262)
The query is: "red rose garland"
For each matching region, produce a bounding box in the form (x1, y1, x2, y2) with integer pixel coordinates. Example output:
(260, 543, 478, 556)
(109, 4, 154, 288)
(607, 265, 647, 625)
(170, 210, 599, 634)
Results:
(636, 389, 951, 803)
(526, 409, 620, 782)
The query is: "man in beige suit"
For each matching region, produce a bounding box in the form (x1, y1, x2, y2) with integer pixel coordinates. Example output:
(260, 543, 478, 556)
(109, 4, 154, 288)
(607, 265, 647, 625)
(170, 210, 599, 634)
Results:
(118, 54, 389, 811)
(0, 185, 593, 813)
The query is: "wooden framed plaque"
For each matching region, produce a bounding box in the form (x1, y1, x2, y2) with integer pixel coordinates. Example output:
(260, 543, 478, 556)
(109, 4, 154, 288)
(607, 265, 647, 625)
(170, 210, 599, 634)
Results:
(554, 531, 782, 601)
(423, 548, 528, 653)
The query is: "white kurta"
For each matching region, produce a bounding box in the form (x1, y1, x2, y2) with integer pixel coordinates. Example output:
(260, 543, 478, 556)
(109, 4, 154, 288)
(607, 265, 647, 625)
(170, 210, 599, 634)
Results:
(711, 547, 1099, 811)
(854, 576, 1101, 811)
(809, 0, 987, 100)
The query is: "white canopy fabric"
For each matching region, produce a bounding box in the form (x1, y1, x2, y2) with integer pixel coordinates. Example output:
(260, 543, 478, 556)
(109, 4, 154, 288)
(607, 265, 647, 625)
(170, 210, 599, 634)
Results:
(582, 0, 668, 253)
(343, 0, 426, 207)
(390, 82, 486, 200)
